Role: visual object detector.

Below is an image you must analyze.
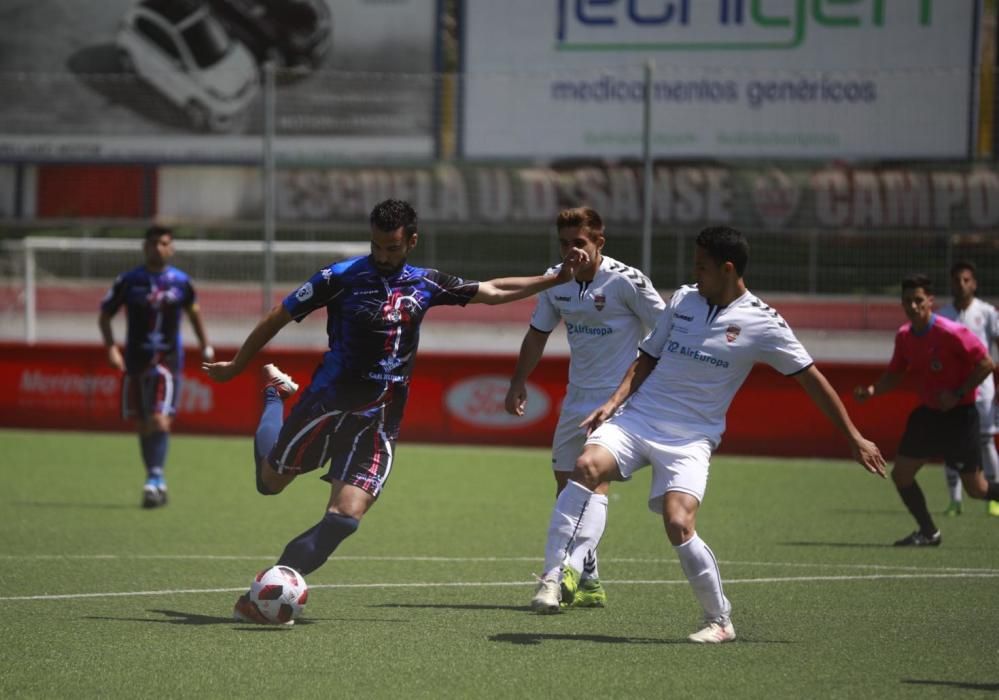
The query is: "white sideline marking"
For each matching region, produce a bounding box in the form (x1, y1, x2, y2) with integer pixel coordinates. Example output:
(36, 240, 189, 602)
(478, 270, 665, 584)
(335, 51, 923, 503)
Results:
(1, 554, 996, 574)
(2, 571, 997, 602)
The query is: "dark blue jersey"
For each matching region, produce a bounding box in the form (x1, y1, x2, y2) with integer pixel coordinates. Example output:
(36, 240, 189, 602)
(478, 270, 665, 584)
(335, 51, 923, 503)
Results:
(100, 265, 196, 373)
(283, 256, 479, 392)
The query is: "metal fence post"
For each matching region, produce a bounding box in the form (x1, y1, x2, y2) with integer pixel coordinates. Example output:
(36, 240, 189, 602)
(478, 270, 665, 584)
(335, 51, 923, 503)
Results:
(262, 61, 277, 314)
(641, 59, 654, 277)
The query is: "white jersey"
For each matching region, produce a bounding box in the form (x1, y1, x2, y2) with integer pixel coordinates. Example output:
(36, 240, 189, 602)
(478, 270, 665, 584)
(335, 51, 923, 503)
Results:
(938, 297, 999, 358)
(938, 297, 998, 412)
(531, 255, 665, 391)
(626, 285, 813, 447)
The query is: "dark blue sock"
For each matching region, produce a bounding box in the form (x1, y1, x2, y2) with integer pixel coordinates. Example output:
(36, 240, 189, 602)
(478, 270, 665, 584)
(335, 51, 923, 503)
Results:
(277, 512, 360, 576)
(140, 432, 168, 484)
(253, 388, 284, 495)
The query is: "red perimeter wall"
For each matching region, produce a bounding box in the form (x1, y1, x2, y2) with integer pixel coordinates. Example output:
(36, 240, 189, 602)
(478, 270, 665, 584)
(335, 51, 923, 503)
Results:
(0, 342, 920, 460)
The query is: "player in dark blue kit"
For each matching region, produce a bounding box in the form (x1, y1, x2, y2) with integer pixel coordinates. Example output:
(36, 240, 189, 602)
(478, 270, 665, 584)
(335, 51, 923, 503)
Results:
(99, 225, 213, 508)
(204, 199, 588, 624)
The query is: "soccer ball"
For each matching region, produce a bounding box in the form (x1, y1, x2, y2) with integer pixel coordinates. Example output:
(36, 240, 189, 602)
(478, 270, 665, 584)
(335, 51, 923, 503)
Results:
(248, 565, 309, 624)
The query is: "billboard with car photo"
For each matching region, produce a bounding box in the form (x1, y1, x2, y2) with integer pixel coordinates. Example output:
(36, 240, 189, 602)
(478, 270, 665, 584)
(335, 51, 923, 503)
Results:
(0, 0, 439, 162)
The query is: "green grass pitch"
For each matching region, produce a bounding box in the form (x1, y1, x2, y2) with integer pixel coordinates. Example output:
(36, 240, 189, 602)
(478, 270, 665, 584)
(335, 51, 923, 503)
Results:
(0, 429, 997, 698)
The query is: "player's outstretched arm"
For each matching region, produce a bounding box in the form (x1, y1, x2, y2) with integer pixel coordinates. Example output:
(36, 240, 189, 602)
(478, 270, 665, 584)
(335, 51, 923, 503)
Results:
(795, 365, 886, 478)
(470, 248, 589, 305)
(505, 328, 549, 416)
(202, 305, 292, 382)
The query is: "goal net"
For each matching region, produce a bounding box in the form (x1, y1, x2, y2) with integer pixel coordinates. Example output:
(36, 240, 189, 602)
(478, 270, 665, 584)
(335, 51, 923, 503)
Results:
(2, 237, 369, 346)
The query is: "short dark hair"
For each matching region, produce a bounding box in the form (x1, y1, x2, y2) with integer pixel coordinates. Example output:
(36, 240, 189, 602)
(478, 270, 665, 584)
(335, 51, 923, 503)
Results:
(695, 226, 749, 276)
(902, 273, 933, 295)
(370, 199, 418, 238)
(145, 224, 172, 242)
(950, 260, 977, 279)
(557, 207, 604, 239)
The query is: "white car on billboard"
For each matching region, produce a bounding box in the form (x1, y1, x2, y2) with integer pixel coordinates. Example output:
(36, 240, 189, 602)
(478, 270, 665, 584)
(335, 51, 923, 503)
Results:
(116, 0, 258, 132)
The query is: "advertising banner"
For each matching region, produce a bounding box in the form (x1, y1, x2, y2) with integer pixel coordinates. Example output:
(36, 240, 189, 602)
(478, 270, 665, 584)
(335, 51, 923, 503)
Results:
(0, 0, 439, 162)
(461, 0, 977, 159)
(152, 161, 999, 231)
(0, 342, 919, 459)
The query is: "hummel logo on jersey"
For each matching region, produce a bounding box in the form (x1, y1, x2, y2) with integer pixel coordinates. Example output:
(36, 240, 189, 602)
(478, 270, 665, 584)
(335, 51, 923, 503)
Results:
(726, 324, 741, 343)
(594, 294, 606, 311)
(555, 295, 572, 302)
(675, 313, 694, 321)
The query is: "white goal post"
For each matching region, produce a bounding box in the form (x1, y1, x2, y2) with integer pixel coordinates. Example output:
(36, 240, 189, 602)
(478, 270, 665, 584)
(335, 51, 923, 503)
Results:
(17, 236, 370, 344)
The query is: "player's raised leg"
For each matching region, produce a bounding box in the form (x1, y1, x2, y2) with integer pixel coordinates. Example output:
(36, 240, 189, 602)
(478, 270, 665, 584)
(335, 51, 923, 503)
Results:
(253, 363, 299, 495)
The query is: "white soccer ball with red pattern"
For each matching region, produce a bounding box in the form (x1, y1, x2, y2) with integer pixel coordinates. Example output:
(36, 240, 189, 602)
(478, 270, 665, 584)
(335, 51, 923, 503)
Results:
(248, 566, 309, 624)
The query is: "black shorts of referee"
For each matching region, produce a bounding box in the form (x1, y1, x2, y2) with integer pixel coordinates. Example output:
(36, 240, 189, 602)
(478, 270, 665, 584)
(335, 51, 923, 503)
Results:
(898, 403, 981, 473)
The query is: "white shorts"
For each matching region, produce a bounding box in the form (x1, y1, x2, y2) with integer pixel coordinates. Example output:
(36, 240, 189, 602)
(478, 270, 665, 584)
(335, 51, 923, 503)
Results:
(586, 409, 713, 514)
(976, 376, 996, 436)
(551, 386, 615, 472)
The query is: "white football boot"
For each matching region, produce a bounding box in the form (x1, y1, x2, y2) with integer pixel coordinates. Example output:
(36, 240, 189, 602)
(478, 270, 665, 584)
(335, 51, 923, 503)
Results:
(688, 619, 737, 644)
(530, 577, 561, 614)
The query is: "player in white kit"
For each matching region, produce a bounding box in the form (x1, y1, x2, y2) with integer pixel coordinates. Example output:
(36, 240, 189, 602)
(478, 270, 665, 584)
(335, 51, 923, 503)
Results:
(937, 261, 999, 517)
(529, 226, 886, 643)
(505, 207, 665, 608)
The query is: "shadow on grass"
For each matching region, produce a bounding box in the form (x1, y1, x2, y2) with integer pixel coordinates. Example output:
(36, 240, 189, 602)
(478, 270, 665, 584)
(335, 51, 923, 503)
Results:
(374, 603, 527, 612)
(15, 501, 136, 510)
(779, 541, 896, 549)
(489, 632, 793, 646)
(902, 679, 999, 691)
(85, 609, 318, 626)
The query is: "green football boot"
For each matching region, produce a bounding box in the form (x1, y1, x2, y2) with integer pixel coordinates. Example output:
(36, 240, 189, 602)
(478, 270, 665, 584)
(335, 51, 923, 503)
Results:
(558, 566, 580, 609)
(572, 578, 608, 608)
(943, 500, 963, 517)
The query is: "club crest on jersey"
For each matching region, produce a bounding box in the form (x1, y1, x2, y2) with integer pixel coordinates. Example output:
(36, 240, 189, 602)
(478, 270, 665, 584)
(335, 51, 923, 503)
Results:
(593, 294, 606, 311)
(725, 324, 741, 343)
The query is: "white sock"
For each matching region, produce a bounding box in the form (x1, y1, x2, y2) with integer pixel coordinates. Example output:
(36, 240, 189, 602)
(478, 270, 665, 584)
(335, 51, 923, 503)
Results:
(945, 466, 963, 502)
(567, 492, 607, 577)
(542, 480, 601, 579)
(981, 435, 999, 483)
(581, 548, 600, 581)
(674, 533, 731, 623)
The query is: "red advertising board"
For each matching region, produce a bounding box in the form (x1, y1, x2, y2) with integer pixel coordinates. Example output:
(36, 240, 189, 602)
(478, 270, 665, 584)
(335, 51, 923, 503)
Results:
(0, 342, 920, 459)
